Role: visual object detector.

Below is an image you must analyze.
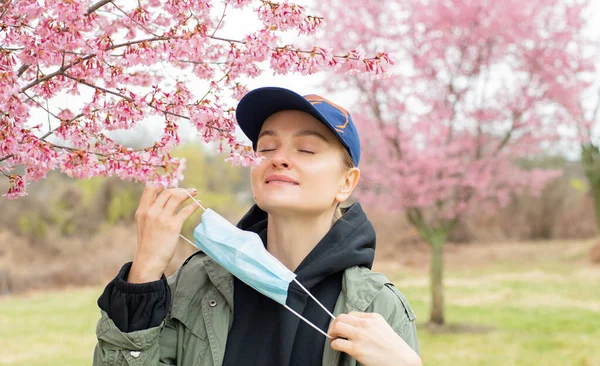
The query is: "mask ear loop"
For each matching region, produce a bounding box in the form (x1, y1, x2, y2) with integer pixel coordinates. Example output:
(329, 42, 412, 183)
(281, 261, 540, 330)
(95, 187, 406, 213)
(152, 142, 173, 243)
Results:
(183, 189, 206, 211)
(293, 278, 336, 320)
(283, 304, 333, 339)
(179, 189, 335, 338)
(179, 189, 206, 246)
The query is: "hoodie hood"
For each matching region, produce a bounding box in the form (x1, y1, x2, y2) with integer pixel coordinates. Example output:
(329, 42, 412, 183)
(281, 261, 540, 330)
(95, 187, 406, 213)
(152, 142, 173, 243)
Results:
(236, 202, 376, 288)
(224, 203, 376, 366)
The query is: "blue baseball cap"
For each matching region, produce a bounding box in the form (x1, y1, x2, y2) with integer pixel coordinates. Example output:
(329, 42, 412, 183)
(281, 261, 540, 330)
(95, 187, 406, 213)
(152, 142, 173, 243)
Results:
(236, 87, 361, 166)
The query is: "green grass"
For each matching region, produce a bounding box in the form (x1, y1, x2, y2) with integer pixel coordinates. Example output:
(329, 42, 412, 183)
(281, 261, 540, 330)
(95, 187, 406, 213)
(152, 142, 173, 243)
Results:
(0, 287, 101, 366)
(1, 246, 599, 365)
(396, 263, 600, 366)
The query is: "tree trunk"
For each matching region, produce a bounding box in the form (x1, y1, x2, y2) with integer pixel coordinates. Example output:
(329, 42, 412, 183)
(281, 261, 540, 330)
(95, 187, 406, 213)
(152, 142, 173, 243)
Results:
(581, 144, 600, 233)
(406, 208, 454, 326)
(428, 238, 445, 325)
(591, 182, 600, 233)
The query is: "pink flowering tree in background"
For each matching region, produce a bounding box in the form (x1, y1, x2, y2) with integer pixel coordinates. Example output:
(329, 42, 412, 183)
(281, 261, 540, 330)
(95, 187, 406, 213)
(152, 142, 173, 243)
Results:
(552, 59, 600, 233)
(0, 0, 391, 199)
(317, 0, 594, 325)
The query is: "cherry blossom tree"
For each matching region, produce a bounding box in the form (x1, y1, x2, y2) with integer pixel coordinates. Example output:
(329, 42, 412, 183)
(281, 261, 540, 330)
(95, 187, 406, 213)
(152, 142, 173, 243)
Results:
(317, 0, 594, 325)
(0, 0, 391, 199)
(551, 55, 600, 233)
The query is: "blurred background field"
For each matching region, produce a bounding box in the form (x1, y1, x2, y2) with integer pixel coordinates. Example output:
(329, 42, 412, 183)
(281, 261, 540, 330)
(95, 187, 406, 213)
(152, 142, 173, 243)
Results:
(1, 146, 600, 365)
(0, 145, 597, 295)
(1, 236, 598, 366)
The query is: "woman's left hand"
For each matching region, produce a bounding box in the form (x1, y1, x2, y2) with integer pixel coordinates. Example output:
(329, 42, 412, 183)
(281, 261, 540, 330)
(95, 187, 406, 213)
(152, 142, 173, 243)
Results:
(327, 312, 422, 366)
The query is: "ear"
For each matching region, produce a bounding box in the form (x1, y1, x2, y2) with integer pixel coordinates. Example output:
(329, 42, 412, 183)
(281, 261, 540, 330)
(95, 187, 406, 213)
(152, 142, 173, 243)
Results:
(335, 167, 360, 204)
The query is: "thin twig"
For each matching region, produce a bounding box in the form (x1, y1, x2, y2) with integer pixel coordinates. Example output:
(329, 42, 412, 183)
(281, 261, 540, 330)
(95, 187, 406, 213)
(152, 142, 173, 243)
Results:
(20, 36, 177, 93)
(0, 0, 14, 21)
(86, 0, 113, 16)
(63, 74, 232, 134)
(49, 143, 166, 167)
(211, 2, 228, 37)
(178, 59, 227, 65)
(23, 92, 62, 121)
(63, 73, 134, 101)
(112, 3, 160, 37)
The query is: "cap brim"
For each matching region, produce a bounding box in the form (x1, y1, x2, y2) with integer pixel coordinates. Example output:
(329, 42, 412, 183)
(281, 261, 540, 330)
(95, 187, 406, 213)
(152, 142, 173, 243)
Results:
(235, 87, 342, 149)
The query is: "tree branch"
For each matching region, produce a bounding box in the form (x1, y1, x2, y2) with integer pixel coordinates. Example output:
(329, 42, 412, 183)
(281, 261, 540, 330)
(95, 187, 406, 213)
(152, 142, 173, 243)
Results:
(16, 65, 30, 78)
(64, 73, 232, 135)
(112, 3, 160, 37)
(495, 110, 522, 153)
(48, 143, 166, 167)
(86, 0, 114, 16)
(211, 2, 228, 37)
(354, 78, 403, 159)
(592, 85, 600, 127)
(0, 0, 14, 21)
(22, 92, 62, 121)
(63, 73, 134, 101)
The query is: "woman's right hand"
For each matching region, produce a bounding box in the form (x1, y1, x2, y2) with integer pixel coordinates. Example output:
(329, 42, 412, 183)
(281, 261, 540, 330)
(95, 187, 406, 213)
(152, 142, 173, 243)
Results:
(128, 186, 201, 283)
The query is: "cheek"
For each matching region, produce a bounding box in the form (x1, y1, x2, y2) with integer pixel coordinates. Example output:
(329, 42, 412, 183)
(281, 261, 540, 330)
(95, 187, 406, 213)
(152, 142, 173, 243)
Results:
(305, 161, 344, 194)
(250, 166, 261, 189)
(250, 160, 269, 194)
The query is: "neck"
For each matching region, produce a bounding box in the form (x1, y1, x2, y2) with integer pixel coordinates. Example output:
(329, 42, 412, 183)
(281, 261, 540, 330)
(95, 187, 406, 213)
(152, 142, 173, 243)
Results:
(266, 208, 336, 271)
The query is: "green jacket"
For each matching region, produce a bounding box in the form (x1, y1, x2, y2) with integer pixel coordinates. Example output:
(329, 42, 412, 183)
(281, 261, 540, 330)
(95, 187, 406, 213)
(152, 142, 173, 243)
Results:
(93, 252, 419, 366)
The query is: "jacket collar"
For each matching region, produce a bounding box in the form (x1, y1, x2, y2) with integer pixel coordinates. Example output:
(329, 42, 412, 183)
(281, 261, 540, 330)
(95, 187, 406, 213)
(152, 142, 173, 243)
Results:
(339, 266, 387, 311)
(201, 259, 384, 314)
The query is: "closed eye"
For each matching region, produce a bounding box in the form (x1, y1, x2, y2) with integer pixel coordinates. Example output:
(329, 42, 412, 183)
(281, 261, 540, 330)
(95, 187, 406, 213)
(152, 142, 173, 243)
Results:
(258, 149, 275, 153)
(299, 150, 314, 154)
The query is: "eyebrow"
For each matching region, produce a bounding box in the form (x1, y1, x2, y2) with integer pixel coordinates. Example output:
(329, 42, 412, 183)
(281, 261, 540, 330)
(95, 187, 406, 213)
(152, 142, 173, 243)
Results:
(257, 129, 330, 143)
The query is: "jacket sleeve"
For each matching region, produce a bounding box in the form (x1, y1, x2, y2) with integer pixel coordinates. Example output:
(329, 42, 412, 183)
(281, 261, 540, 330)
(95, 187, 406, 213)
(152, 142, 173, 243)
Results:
(373, 284, 420, 355)
(97, 262, 171, 332)
(92, 262, 178, 366)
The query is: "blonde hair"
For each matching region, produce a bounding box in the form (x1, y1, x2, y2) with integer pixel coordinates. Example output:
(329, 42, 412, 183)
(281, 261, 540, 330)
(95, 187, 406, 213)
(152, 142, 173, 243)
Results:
(332, 147, 355, 224)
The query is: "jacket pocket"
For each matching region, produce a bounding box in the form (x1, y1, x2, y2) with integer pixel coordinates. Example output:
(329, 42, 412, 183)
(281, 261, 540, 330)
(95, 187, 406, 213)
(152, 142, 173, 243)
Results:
(170, 295, 209, 342)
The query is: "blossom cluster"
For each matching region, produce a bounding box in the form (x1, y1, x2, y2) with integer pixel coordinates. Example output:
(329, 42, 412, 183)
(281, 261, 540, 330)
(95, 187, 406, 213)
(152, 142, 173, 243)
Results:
(0, 0, 393, 198)
(316, 0, 592, 221)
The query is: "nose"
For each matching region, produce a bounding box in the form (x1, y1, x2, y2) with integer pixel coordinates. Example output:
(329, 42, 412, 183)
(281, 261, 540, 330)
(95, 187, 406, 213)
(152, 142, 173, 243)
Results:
(270, 149, 291, 169)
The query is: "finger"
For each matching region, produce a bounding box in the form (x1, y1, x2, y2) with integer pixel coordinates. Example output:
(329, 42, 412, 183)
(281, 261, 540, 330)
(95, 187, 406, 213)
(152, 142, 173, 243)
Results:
(163, 188, 198, 216)
(330, 338, 354, 356)
(328, 320, 359, 340)
(174, 201, 202, 224)
(334, 313, 364, 328)
(348, 311, 384, 324)
(153, 188, 194, 212)
(347, 311, 372, 318)
(139, 185, 161, 212)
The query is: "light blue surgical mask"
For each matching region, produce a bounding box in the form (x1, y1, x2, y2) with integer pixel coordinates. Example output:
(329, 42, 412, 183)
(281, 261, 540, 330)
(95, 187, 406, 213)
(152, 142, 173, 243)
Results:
(179, 191, 335, 338)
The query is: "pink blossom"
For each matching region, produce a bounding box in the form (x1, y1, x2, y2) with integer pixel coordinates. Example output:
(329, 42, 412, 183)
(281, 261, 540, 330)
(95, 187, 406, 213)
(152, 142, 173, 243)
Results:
(3, 174, 27, 199)
(314, 0, 590, 220)
(1, 0, 389, 198)
(257, 1, 324, 34)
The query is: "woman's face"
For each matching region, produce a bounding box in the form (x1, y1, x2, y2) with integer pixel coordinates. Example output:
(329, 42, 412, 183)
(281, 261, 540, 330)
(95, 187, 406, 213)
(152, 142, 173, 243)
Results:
(251, 110, 358, 216)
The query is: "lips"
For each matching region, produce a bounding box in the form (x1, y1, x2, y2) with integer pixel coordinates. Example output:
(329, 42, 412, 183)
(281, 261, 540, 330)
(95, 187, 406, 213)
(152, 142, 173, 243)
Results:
(265, 174, 299, 185)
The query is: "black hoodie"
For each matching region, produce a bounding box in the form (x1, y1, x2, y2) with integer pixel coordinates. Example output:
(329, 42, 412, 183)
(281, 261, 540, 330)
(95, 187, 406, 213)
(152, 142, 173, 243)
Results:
(98, 202, 376, 366)
(222, 203, 375, 366)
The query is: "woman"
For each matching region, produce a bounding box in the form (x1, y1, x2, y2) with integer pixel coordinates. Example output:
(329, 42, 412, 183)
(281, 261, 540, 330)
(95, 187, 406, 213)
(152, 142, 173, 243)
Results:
(93, 87, 422, 366)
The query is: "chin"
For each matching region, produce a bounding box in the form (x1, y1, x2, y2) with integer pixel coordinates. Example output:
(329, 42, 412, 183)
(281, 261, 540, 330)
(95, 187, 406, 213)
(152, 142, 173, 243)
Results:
(255, 197, 332, 217)
(256, 199, 303, 213)
(255, 195, 314, 213)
